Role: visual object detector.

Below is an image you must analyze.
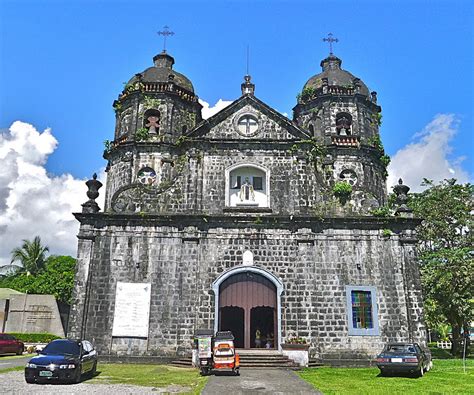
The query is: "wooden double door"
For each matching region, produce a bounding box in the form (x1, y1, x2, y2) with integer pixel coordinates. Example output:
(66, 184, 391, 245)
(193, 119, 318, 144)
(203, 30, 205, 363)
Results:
(218, 272, 277, 349)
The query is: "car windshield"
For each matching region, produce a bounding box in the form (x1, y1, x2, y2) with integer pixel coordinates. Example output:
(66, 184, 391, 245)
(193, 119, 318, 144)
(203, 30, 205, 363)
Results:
(42, 341, 80, 356)
(385, 344, 416, 353)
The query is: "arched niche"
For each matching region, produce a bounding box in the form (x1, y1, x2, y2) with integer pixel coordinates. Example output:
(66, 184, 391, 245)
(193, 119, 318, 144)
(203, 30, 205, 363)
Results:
(225, 164, 270, 208)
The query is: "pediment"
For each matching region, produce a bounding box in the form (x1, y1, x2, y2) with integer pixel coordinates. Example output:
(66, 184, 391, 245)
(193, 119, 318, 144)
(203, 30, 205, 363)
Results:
(189, 95, 309, 140)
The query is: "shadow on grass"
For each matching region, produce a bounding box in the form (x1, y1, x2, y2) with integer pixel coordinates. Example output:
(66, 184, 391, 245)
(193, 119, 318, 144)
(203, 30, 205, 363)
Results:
(377, 371, 421, 379)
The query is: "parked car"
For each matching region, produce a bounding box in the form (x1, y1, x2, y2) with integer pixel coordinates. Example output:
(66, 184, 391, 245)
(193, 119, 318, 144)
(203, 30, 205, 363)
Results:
(0, 333, 24, 355)
(24, 339, 97, 384)
(376, 342, 432, 377)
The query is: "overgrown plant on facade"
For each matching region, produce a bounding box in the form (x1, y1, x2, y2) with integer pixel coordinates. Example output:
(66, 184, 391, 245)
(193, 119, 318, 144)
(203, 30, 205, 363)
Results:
(113, 101, 122, 113)
(299, 87, 317, 103)
(370, 112, 383, 127)
(370, 205, 391, 217)
(135, 128, 149, 141)
(142, 96, 162, 111)
(290, 138, 326, 167)
(333, 181, 352, 204)
(103, 139, 112, 154)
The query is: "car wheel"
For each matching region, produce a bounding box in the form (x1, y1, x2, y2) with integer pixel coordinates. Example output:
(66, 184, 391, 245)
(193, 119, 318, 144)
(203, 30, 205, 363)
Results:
(89, 361, 97, 378)
(16, 347, 23, 355)
(72, 367, 82, 384)
(418, 366, 424, 377)
(25, 377, 35, 384)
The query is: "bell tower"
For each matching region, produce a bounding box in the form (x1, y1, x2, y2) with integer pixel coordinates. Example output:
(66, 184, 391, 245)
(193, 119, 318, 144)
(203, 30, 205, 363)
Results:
(103, 50, 202, 211)
(293, 39, 389, 210)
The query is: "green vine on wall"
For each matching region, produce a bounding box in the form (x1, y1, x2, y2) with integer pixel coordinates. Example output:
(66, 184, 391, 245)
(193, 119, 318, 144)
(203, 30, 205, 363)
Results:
(333, 181, 352, 205)
(297, 87, 317, 104)
(176, 135, 190, 147)
(143, 96, 162, 110)
(103, 140, 112, 155)
(367, 135, 384, 151)
(366, 134, 390, 177)
(113, 100, 122, 114)
(290, 138, 326, 166)
(135, 128, 149, 142)
(370, 112, 383, 127)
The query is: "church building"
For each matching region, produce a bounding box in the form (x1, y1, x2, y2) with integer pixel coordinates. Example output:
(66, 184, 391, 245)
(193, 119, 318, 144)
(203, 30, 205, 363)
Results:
(68, 41, 426, 363)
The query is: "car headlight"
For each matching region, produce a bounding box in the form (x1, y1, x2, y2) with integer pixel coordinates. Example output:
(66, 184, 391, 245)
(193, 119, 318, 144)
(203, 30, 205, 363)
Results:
(26, 363, 37, 368)
(59, 364, 76, 369)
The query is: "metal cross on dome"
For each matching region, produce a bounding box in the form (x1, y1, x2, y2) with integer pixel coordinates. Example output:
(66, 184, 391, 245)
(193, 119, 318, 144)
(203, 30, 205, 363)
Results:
(158, 25, 175, 52)
(323, 33, 339, 55)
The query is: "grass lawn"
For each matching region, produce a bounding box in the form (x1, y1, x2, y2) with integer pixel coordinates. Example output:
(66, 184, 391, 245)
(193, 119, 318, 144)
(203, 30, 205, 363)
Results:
(0, 366, 23, 374)
(0, 354, 31, 360)
(88, 364, 208, 394)
(298, 359, 474, 395)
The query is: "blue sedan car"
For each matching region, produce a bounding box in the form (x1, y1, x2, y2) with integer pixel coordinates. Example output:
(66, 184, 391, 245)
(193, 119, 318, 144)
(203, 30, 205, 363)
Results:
(25, 339, 97, 384)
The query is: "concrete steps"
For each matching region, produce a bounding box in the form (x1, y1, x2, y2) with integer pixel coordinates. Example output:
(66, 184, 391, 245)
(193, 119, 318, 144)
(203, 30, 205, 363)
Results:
(171, 350, 300, 369)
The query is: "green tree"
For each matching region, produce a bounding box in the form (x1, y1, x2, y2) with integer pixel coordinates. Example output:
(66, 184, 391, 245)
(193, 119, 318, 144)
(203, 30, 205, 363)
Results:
(409, 179, 474, 355)
(10, 236, 49, 275)
(0, 255, 76, 304)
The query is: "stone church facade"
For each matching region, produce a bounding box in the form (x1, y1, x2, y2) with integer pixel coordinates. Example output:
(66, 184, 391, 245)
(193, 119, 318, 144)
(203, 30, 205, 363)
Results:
(68, 48, 426, 362)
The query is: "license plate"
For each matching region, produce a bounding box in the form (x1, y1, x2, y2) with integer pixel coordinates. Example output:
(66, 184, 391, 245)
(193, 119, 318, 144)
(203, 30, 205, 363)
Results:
(391, 358, 403, 363)
(39, 371, 53, 377)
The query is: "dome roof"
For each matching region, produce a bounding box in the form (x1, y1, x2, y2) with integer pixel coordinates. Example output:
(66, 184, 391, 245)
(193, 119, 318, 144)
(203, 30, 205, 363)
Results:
(127, 51, 194, 93)
(303, 55, 370, 96)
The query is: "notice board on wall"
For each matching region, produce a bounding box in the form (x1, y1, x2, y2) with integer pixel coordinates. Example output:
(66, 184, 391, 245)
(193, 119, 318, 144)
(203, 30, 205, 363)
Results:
(112, 282, 151, 338)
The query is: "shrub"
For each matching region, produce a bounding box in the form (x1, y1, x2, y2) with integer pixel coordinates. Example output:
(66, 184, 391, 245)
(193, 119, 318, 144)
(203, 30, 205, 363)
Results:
(7, 332, 62, 343)
(333, 181, 352, 204)
(371, 206, 391, 217)
(135, 128, 149, 141)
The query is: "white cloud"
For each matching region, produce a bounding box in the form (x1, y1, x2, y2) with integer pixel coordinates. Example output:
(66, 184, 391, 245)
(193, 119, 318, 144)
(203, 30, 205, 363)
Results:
(199, 99, 233, 120)
(0, 121, 104, 267)
(387, 114, 472, 192)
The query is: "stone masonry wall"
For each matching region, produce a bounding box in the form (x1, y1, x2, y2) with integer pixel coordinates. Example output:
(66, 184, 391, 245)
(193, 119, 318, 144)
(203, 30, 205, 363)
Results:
(69, 219, 425, 359)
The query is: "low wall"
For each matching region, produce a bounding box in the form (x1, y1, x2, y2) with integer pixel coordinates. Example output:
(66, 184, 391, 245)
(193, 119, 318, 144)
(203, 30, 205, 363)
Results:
(3, 294, 65, 337)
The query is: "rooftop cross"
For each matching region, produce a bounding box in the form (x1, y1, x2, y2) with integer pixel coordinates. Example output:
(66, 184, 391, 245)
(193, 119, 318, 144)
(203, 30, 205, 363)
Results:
(323, 33, 339, 55)
(158, 25, 175, 53)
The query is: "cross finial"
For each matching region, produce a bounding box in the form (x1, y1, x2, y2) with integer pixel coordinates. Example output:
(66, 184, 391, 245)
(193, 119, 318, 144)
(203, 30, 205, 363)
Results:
(158, 25, 175, 53)
(323, 33, 339, 55)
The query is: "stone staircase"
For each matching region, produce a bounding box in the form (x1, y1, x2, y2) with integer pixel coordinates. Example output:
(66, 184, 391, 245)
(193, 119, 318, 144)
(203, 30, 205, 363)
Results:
(171, 349, 302, 369)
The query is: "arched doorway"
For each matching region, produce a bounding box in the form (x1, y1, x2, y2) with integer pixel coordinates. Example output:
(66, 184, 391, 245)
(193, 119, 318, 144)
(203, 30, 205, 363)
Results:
(213, 267, 283, 349)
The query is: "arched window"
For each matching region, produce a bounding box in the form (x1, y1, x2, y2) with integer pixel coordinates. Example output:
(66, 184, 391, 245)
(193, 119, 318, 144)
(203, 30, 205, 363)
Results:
(143, 109, 161, 135)
(227, 165, 269, 207)
(336, 112, 352, 136)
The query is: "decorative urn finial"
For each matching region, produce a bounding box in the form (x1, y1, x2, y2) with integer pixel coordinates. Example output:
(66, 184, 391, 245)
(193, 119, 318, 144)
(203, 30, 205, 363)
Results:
(241, 75, 255, 96)
(82, 173, 103, 213)
(393, 178, 413, 217)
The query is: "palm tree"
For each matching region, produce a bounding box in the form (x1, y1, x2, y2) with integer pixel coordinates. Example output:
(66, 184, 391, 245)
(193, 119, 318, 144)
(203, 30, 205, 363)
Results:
(11, 236, 49, 275)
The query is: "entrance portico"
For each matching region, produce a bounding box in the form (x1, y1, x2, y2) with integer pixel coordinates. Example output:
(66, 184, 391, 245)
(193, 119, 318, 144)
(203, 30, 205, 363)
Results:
(212, 266, 284, 351)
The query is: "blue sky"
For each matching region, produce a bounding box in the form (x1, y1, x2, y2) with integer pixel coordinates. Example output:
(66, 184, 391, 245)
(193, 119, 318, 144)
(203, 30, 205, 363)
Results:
(0, 0, 473, 263)
(1, 0, 472, 179)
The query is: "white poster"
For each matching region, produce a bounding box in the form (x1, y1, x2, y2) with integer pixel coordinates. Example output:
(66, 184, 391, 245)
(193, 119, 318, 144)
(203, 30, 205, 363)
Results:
(112, 282, 151, 338)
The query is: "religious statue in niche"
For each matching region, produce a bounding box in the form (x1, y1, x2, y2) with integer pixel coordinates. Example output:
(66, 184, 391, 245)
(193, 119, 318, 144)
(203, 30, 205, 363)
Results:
(239, 177, 255, 202)
(336, 113, 352, 135)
